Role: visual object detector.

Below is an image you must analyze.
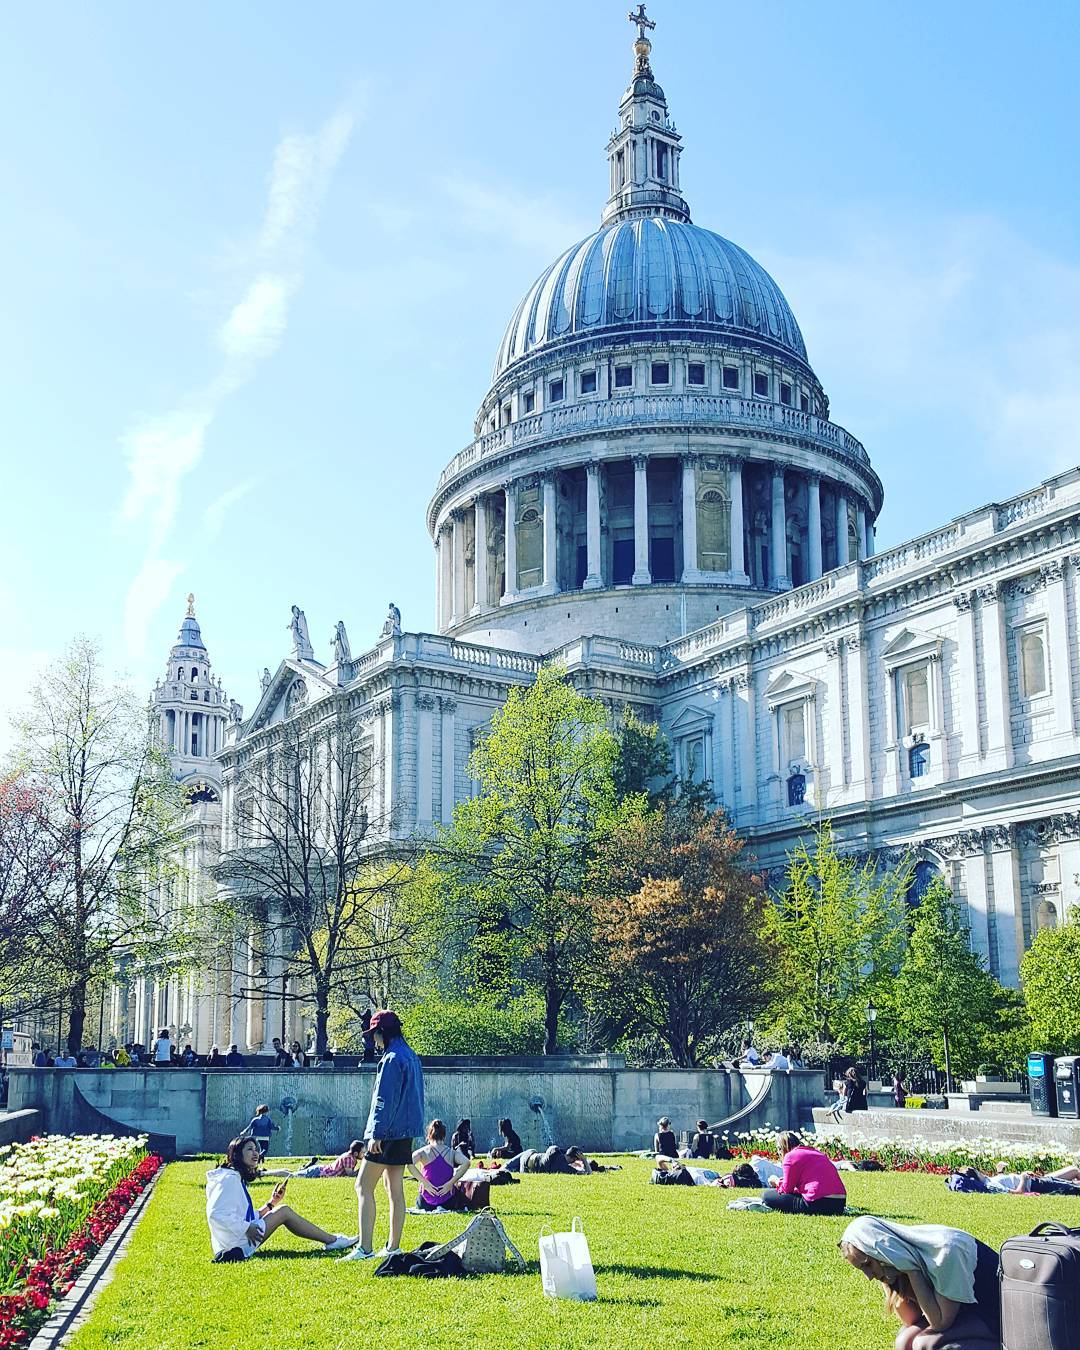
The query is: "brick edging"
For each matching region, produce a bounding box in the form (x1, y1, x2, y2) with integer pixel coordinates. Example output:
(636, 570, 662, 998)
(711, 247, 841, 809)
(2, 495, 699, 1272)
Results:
(28, 1167, 163, 1349)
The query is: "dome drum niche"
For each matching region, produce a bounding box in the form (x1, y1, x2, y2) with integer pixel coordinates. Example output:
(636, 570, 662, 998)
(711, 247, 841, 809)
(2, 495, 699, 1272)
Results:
(428, 15, 883, 652)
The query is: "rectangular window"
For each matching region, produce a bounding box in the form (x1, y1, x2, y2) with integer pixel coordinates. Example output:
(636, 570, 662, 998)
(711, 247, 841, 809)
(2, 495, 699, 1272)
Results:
(800, 391, 810, 412)
(779, 381, 792, 406)
(1020, 629, 1048, 698)
(687, 361, 706, 386)
(722, 365, 740, 390)
(614, 364, 633, 388)
(501, 402, 511, 425)
(903, 666, 930, 730)
(753, 371, 770, 398)
(782, 703, 806, 763)
(656, 142, 669, 181)
(651, 361, 670, 385)
(522, 390, 535, 414)
(612, 536, 634, 585)
(580, 370, 597, 395)
(549, 378, 564, 403)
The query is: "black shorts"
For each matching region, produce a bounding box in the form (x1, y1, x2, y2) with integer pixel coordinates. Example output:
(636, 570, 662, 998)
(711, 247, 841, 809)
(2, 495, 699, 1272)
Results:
(367, 1137, 413, 1167)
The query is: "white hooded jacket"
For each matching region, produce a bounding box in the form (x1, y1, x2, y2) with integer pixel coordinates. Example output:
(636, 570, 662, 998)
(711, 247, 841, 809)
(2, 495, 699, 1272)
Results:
(205, 1166, 259, 1255)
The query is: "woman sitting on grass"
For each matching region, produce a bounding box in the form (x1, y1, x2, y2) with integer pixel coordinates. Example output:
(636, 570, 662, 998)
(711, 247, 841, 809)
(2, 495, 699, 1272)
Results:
(490, 1118, 523, 1160)
(760, 1131, 847, 1215)
(840, 1216, 1001, 1349)
(451, 1119, 475, 1159)
(653, 1117, 678, 1158)
(408, 1119, 472, 1210)
(205, 1138, 357, 1260)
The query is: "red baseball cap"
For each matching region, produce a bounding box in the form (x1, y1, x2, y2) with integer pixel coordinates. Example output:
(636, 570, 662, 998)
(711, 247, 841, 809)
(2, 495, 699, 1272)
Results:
(368, 1009, 402, 1040)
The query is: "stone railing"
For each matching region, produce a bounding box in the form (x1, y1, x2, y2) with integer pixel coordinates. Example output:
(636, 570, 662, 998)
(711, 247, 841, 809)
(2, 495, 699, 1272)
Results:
(436, 393, 871, 492)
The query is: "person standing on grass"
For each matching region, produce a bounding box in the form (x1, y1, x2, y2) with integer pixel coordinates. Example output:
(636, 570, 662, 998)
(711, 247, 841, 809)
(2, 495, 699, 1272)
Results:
(761, 1131, 847, 1215)
(892, 1072, 908, 1108)
(340, 1009, 424, 1262)
(245, 1104, 279, 1158)
(206, 1137, 357, 1260)
(840, 1216, 1000, 1349)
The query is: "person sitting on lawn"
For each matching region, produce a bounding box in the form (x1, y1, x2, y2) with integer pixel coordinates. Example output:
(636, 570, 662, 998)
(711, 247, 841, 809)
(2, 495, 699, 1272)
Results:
(245, 1104, 279, 1158)
(409, 1119, 472, 1210)
(653, 1117, 678, 1158)
(840, 1216, 1001, 1349)
(690, 1121, 716, 1159)
(760, 1131, 847, 1215)
(205, 1137, 357, 1260)
(264, 1141, 367, 1179)
(451, 1119, 475, 1159)
(490, 1117, 523, 1160)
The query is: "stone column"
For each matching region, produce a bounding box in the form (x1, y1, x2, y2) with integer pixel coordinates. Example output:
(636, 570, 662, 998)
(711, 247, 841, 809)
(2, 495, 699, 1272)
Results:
(980, 584, 1013, 771)
(835, 489, 848, 567)
(1043, 559, 1075, 739)
(962, 847, 993, 970)
(728, 457, 747, 581)
(855, 502, 867, 561)
(439, 697, 456, 822)
(583, 462, 602, 590)
(542, 473, 558, 594)
(473, 496, 488, 614)
(865, 515, 876, 558)
(988, 836, 1023, 986)
(954, 592, 981, 770)
(845, 633, 872, 797)
(680, 453, 701, 582)
(807, 473, 823, 581)
(501, 483, 518, 603)
(769, 466, 789, 589)
(632, 455, 651, 585)
(416, 693, 434, 828)
(450, 510, 466, 625)
(738, 672, 757, 815)
(434, 532, 443, 628)
(716, 683, 734, 811)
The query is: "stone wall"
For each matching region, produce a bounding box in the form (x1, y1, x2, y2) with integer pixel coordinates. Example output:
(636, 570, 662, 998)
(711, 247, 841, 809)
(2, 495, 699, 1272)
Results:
(0, 1109, 43, 1147)
(9, 1066, 825, 1156)
(813, 1105, 1080, 1152)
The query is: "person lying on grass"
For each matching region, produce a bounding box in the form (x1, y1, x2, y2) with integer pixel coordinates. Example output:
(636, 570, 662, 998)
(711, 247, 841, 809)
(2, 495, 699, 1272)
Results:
(1011, 1157, 1080, 1194)
(263, 1140, 367, 1179)
(840, 1217, 1000, 1350)
(500, 1145, 619, 1174)
(408, 1119, 472, 1210)
(759, 1131, 847, 1215)
(205, 1138, 357, 1261)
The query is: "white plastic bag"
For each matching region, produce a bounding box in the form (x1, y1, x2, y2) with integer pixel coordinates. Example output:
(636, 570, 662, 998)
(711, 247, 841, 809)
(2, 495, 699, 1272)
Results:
(539, 1217, 597, 1301)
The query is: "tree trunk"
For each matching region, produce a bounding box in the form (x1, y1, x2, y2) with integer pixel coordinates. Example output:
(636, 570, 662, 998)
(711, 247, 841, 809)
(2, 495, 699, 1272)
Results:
(314, 984, 330, 1058)
(544, 980, 561, 1055)
(68, 977, 88, 1055)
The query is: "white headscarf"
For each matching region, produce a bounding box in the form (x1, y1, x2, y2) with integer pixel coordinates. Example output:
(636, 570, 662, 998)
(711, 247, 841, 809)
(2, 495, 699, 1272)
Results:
(842, 1217, 977, 1304)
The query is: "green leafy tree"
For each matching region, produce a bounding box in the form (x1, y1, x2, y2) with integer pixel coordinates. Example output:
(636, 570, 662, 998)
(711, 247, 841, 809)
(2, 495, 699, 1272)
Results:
(764, 822, 908, 1049)
(1021, 913, 1080, 1055)
(613, 708, 674, 806)
(10, 638, 188, 1053)
(430, 665, 645, 1052)
(895, 881, 1000, 1086)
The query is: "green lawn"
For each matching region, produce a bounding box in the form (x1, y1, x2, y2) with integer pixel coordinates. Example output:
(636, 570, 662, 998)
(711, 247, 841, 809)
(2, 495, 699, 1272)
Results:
(71, 1158, 1080, 1349)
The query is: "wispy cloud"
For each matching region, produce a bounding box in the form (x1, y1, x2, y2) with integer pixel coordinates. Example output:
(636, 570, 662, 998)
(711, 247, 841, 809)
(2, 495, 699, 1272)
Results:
(119, 101, 360, 660)
(203, 480, 256, 542)
(438, 175, 590, 255)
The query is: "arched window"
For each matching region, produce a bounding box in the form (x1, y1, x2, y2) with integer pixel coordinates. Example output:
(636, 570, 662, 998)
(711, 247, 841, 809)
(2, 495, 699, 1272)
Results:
(1035, 899, 1059, 933)
(178, 667, 184, 681)
(907, 859, 939, 906)
(191, 667, 199, 681)
(909, 742, 930, 779)
(787, 772, 806, 806)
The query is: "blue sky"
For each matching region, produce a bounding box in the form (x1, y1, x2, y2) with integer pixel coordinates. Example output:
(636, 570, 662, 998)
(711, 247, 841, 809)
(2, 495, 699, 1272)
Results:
(2, 0, 1079, 736)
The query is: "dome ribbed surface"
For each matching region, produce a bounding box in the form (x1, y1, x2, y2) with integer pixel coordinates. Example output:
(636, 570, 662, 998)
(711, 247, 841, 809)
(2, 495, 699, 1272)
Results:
(493, 216, 807, 379)
(172, 616, 206, 652)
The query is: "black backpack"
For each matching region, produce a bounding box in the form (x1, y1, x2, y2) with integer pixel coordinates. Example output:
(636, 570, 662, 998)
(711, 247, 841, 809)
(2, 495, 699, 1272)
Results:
(1000, 1222, 1080, 1349)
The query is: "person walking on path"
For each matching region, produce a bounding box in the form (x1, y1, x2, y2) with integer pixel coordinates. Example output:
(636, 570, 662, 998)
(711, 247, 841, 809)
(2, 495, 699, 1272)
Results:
(245, 1104, 279, 1158)
(340, 1009, 424, 1263)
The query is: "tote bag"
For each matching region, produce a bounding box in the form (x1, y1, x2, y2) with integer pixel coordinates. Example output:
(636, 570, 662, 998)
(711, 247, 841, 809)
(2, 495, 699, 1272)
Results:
(539, 1218, 597, 1301)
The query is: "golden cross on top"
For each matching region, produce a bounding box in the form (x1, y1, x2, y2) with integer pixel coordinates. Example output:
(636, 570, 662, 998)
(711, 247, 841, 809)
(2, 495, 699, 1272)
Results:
(628, 4, 655, 41)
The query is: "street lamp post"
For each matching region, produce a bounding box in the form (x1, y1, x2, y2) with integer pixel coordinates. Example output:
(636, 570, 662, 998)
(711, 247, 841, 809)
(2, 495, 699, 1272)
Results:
(867, 999, 878, 1084)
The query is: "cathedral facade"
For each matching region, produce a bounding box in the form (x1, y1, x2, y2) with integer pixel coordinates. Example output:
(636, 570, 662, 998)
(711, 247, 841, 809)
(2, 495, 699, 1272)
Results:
(143, 20, 1080, 1052)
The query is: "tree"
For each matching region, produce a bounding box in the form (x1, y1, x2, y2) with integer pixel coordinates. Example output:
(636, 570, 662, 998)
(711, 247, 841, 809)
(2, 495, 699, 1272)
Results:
(430, 665, 644, 1053)
(1021, 913, 1080, 1055)
(895, 881, 1000, 1086)
(10, 639, 188, 1052)
(593, 805, 771, 1066)
(764, 822, 908, 1049)
(0, 776, 65, 1013)
(214, 707, 420, 1056)
(614, 708, 674, 806)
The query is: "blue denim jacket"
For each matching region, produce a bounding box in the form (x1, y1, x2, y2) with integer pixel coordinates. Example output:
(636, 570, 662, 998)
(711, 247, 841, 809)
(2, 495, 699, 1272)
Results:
(364, 1037, 425, 1141)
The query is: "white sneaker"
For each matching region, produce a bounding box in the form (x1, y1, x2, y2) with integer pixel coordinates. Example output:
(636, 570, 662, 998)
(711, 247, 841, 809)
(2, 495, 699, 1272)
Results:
(337, 1243, 376, 1261)
(372, 1246, 401, 1259)
(324, 1235, 358, 1253)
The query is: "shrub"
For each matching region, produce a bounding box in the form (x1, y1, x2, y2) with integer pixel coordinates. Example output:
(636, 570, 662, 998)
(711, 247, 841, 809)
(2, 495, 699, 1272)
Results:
(400, 991, 555, 1056)
(904, 1096, 927, 1109)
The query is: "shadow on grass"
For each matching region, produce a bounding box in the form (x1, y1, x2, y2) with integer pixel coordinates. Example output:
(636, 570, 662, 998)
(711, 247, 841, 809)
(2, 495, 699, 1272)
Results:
(594, 1262, 718, 1282)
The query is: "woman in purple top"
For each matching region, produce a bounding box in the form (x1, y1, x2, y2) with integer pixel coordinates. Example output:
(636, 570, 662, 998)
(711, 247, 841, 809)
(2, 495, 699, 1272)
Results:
(408, 1120, 471, 1210)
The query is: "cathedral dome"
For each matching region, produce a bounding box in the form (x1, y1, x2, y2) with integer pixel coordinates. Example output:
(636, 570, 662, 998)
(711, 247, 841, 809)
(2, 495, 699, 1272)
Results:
(493, 217, 807, 381)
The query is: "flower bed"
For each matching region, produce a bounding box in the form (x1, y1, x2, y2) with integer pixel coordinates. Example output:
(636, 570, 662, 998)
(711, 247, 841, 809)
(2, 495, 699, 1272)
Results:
(727, 1127, 1075, 1177)
(0, 1135, 161, 1347)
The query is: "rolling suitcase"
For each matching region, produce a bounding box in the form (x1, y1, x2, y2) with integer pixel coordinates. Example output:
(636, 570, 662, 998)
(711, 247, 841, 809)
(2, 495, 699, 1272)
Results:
(1000, 1221, 1080, 1349)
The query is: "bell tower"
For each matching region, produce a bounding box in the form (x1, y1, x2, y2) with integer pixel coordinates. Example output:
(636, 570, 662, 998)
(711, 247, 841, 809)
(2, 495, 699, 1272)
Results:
(151, 594, 232, 800)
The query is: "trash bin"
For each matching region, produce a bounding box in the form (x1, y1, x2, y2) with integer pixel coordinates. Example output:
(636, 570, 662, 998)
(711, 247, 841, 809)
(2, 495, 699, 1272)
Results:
(1028, 1052, 1058, 1117)
(1054, 1057, 1080, 1118)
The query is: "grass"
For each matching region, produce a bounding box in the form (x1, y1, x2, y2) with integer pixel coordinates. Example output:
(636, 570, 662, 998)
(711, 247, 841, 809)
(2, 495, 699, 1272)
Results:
(71, 1157, 1080, 1349)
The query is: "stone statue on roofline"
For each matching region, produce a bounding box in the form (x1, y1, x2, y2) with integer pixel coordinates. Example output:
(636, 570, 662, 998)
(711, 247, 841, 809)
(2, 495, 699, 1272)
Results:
(380, 602, 402, 638)
(332, 620, 352, 665)
(288, 605, 314, 661)
(259, 668, 272, 694)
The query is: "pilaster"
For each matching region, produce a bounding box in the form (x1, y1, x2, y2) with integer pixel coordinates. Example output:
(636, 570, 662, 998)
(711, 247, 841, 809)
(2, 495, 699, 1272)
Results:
(632, 455, 652, 585)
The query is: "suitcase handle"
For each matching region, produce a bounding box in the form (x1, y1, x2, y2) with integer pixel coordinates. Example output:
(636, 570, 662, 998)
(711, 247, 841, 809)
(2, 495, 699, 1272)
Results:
(1029, 1221, 1080, 1237)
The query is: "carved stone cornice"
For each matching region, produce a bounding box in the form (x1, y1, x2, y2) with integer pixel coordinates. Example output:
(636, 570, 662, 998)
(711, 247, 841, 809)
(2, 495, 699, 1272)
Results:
(416, 693, 436, 710)
(1016, 813, 1080, 847)
(927, 829, 984, 860)
(439, 696, 458, 714)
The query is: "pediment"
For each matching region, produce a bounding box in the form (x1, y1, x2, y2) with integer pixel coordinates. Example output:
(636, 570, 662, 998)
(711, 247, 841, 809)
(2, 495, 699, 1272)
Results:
(668, 703, 713, 733)
(882, 626, 943, 671)
(765, 668, 820, 708)
(244, 659, 336, 734)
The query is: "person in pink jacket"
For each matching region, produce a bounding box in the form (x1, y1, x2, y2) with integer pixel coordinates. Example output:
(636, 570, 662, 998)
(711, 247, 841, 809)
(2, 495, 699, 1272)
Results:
(760, 1131, 847, 1215)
